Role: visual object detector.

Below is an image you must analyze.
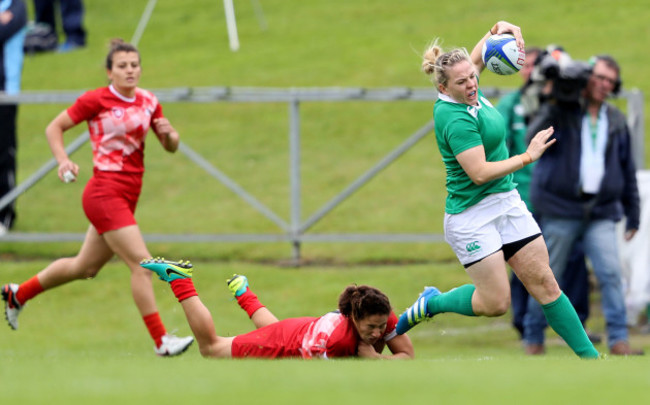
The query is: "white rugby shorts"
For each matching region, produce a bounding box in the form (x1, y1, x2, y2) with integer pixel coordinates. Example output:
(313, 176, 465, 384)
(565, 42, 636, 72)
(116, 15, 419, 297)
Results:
(444, 189, 541, 266)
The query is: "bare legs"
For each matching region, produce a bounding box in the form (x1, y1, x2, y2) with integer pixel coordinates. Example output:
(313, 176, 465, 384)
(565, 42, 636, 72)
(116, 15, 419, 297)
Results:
(249, 307, 279, 329)
(178, 296, 233, 358)
(36, 224, 161, 318)
(36, 225, 113, 289)
(464, 237, 561, 316)
(508, 237, 562, 306)
(177, 278, 280, 357)
(467, 237, 597, 357)
(101, 224, 158, 316)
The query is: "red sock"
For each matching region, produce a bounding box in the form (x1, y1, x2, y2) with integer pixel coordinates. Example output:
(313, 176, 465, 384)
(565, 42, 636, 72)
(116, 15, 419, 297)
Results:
(170, 279, 198, 303)
(236, 288, 265, 318)
(16, 276, 45, 306)
(143, 312, 167, 347)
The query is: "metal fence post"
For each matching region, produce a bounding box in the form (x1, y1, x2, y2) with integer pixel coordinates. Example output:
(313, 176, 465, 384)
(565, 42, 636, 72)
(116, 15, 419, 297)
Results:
(289, 95, 301, 262)
(626, 89, 645, 169)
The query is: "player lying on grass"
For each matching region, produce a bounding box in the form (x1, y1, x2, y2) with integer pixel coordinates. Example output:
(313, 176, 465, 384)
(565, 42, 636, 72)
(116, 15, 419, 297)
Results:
(141, 258, 414, 359)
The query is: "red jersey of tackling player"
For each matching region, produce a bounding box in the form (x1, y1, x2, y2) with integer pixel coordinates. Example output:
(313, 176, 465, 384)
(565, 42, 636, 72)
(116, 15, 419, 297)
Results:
(231, 310, 398, 359)
(67, 84, 164, 173)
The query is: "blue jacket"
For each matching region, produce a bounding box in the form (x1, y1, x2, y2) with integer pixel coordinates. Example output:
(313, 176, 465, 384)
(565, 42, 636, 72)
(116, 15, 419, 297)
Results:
(0, 0, 26, 94)
(527, 101, 640, 231)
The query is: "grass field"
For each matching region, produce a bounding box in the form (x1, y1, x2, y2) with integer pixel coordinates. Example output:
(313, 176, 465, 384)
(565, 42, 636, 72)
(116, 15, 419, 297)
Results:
(3, 1, 650, 403)
(1, 262, 650, 404)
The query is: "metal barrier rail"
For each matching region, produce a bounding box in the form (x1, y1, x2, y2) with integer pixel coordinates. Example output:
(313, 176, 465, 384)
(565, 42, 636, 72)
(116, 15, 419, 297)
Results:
(0, 87, 644, 260)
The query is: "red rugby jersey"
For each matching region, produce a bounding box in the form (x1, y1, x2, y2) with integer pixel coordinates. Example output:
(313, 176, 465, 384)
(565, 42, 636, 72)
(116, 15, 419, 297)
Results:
(231, 311, 398, 359)
(67, 85, 164, 173)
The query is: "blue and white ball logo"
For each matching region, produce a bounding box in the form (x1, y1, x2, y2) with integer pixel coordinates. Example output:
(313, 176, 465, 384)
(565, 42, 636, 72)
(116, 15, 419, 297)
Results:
(481, 34, 525, 75)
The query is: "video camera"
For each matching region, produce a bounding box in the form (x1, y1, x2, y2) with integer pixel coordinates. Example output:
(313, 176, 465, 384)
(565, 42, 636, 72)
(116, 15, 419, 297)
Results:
(530, 46, 593, 104)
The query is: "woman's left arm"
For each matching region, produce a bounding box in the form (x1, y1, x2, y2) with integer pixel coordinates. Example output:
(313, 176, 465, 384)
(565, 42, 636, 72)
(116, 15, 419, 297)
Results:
(357, 334, 414, 359)
(384, 334, 415, 359)
(153, 117, 180, 152)
(458, 126, 555, 185)
(470, 21, 525, 74)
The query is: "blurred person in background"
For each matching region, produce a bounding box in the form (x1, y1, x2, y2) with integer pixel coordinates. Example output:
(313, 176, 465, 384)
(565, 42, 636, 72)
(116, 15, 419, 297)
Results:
(497, 46, 597, 345)
(25, 0, 85, 52)
(0, 0, 27, 235)
(523, 54, 642, 356)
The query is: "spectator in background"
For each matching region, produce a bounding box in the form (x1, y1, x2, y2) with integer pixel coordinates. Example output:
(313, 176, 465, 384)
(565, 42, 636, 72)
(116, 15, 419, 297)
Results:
(523, 54, 643, 356)
(497, 47, 542, 212)
(0, 0, 27, 235)
(497, 47, 596, 345)
(28, 0, 85, 52)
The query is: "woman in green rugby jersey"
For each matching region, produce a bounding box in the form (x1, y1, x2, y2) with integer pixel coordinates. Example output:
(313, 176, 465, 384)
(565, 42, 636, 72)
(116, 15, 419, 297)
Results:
(395, 21, 599, 359)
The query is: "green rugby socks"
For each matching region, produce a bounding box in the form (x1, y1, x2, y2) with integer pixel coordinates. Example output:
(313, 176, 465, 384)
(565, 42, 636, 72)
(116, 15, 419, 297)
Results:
(542, 293, 599, 359)
(427, 284, 477, 316)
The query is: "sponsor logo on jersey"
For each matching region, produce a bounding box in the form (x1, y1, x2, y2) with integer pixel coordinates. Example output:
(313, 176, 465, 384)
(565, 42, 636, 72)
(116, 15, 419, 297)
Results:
(467, 105, 479, 118)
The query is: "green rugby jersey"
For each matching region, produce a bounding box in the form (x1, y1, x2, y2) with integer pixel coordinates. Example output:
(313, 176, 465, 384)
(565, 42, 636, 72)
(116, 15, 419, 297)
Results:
(433, 88, 515, 214)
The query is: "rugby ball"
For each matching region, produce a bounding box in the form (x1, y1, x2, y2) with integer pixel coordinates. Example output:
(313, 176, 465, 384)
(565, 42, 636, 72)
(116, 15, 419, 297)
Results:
(481, 34, 525, 75)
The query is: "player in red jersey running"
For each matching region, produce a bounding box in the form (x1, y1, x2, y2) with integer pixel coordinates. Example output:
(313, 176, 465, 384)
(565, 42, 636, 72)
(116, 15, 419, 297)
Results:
(141, 258, 415, 359)
(1, 39, 193, 356)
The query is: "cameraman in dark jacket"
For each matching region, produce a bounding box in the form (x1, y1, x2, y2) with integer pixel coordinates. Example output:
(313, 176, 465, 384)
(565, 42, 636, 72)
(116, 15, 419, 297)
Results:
(522, 55, 642, 355)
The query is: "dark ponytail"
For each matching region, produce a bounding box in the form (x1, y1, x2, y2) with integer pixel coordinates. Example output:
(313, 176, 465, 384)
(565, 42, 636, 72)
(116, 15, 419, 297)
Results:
(338, 285, 391, 321)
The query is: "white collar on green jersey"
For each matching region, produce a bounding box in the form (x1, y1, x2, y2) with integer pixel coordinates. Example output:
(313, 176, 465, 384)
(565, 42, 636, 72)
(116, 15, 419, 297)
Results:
(437, 93, 483, 108)
(438, 93, 486, 118)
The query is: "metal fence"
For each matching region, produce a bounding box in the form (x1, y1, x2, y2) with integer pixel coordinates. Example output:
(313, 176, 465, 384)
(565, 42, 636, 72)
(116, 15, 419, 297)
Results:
(0, 87, 645, 259)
